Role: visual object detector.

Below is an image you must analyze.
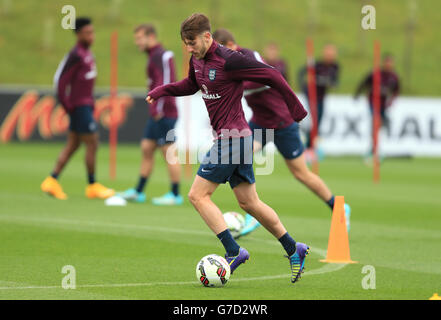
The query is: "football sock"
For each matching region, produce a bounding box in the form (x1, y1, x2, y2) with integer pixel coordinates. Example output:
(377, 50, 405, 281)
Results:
(136, 176, 148, 193)
(217, 229, 240, 257)
(278, 232, 297, 257)
(326, 195, 335, 211)
(171, 183, 179, 196)
(51, 172, 59, 179)
(88, 173, 95, 185)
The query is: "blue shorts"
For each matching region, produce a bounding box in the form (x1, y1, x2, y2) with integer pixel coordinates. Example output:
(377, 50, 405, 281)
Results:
(197, 136, 255, 189)
(143, 117, 177, 146)
(69, 106, 97, 134)
(249, 121, 304, 159)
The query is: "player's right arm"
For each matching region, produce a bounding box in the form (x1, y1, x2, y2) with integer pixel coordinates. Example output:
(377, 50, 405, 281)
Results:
(147, 57, 199, 103)
(54, 50, 81, 113)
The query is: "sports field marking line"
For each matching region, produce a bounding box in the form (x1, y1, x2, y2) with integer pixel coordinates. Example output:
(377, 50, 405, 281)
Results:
(0, 214, 210, 236)
(0, 214, 348, 290)
(0, 263, 347, 290)
(0, 214, 328, 256)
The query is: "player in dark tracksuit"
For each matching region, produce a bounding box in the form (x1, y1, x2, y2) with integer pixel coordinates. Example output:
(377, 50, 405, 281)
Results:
(298, 45, 340, 148)
(212, 28, 351, 237)
(41, 17, 114, 200)
(122, 24, 182, 205)
(354, 54, 400, 156)
(147, 14, 310, 284)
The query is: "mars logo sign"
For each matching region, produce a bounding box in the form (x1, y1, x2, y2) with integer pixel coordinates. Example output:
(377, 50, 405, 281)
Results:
(0, 91, 134, 142)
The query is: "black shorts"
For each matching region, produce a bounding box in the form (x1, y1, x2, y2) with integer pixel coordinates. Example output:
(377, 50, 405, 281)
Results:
(197, 136, 255, 189)
(249, 121, 304, 159)
(143, 117, 177, 146)
(69, 106, 97, 134)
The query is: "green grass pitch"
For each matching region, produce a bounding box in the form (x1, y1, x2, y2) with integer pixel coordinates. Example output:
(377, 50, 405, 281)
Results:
(0, 142, 440, 300)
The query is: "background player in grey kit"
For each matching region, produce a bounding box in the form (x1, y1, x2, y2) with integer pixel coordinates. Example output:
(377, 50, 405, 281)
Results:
(147, 13, 310, 283)
(213, 28, 351, 236)
(121, 24, 182, 205)
(41, 17, 115, 200)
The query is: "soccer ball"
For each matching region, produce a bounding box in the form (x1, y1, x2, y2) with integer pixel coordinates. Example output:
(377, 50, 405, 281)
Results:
(223, 212, 245, 238)
(196, 254, 231, 287)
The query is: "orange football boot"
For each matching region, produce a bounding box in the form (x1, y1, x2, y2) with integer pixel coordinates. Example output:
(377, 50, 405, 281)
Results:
(41, 176, 68, 200)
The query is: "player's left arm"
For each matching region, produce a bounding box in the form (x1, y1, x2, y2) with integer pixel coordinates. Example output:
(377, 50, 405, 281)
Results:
(225, 53, 307, 122)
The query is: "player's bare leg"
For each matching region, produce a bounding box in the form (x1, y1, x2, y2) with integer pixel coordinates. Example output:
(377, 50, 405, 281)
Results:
(188, 175, 225, 234)
(41, 132, 80, 199)
(52, 131, 81, 176)
(151, 142, 183, 205)
(80, 132, 98, 178)
(82, 133, 114, 199)
(121, 139, 156, 203)
(285, 153, 351, 230)
(285, 154, 332, 202)
(139, 139, 157, 178)
(188, 175, 249, 273)
(161, 143, 181, 185)
(232, 182, 287, 238)
(240, 141, 283, 238)
(246, 141, 350, 233)
(253, 140, 263, 153)
(232, 181, 309, 282)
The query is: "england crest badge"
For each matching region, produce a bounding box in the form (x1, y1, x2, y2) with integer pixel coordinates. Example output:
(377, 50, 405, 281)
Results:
(208, 69, 216, 81)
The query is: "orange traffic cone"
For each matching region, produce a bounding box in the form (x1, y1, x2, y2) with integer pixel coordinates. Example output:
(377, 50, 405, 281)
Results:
(320, 196, 357, 264)
(429, 293, 441, 300)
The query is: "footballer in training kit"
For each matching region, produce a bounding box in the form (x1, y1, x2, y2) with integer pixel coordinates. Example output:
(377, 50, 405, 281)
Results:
(41, 17, 114, 200)
(212, 29, 351, 237)
(263, 42, 290, 82)
(121, 24, 182, 205)
(147, 14, 310, 283)
(354, 53, 400, 157)
(298, 45, 340, 149)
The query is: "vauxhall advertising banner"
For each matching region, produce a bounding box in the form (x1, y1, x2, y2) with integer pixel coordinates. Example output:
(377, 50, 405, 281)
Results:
(0, 86, 148, 143)
(0, 86, 440, 157)
(300, 95, 441, 157)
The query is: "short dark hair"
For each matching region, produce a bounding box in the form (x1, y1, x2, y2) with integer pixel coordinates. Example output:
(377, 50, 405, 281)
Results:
(74, 17, 92, 33)
(134, 23, 156, 36)
(180, 13, 211, 40)
(212, 28, 235, 45)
